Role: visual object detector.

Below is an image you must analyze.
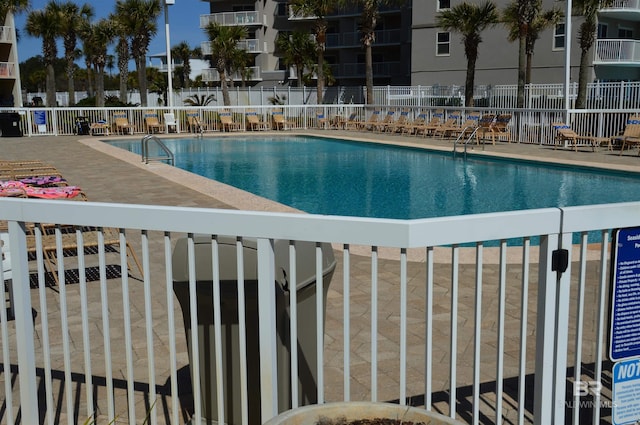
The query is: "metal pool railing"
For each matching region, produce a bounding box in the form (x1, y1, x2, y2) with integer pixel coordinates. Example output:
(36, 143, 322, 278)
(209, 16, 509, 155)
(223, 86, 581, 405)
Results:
(0, 198, 637, 425)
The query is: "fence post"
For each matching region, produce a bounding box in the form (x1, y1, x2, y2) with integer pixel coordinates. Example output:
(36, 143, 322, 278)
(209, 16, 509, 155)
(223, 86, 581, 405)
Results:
(8, 220, 39, 425)
(533, 230, 572, 425)
(257, 238, 278, 422)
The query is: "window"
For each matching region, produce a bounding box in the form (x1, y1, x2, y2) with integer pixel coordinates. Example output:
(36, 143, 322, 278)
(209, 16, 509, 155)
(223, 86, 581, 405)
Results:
(553, 23, 565, 50)
(619, 27, 633, 39)
(597, 23, 608, 39)
(276, 2, 287, 16)
(436, 32, 450, 56)
(437, 0, 450, 10)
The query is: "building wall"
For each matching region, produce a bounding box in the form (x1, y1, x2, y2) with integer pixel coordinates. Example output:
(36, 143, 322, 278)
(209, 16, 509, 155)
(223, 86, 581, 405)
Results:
(411, 0, 591, 87)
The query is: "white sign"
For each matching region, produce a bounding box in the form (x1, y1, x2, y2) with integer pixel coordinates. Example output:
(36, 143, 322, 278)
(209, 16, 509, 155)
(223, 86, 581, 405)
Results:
(613, 358, 640, 424)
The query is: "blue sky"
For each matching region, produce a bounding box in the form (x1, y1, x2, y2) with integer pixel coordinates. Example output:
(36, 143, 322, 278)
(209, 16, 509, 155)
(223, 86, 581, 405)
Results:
(14, 0, 210, 63)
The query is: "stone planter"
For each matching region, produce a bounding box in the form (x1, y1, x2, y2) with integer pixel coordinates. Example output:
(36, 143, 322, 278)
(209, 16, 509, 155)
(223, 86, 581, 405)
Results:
(263, 402, 465, 425)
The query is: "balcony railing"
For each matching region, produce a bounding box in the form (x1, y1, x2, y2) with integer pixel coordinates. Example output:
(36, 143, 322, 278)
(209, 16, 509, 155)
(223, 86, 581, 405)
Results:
(201, 39, 263, 56)
(201, 66, 261, 82)
(0, 62, 16, 78)
(326, 29, 402, 48)
(200, 11, 263, 28)
(599, 0, 640, 19)
(594, 39, 640, 64)
(0, 26, 13, 43)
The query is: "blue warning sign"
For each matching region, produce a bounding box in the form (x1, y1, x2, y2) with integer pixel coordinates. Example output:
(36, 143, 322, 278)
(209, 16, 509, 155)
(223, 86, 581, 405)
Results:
(610, 227, 640, 362)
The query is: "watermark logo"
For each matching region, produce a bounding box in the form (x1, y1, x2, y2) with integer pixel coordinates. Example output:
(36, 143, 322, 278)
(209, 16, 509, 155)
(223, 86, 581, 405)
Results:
(565, 381, 616, 409)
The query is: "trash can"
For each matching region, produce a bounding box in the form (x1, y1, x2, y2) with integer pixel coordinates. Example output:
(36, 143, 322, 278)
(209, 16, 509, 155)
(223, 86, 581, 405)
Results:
(172, 236, 337, 425)
(74, 116, 90, 135)
(0, 112, 22, 137)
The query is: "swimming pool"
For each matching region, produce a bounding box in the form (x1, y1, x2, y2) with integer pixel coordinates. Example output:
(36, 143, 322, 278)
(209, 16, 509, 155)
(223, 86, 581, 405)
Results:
(107, 135, 640, 220)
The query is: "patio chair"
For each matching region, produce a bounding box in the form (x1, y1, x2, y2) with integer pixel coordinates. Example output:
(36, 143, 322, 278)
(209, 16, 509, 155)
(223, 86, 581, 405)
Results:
(219, 111, 243, 132)
(163, 113, 178, 133)
(399, 112, 427, 135)
(316, 111, 333, 129)
(551, 122, 606, 152)
(272, 110, 294, 130)
(246, 111, 270, 131)
(613, 115, 640, 155)
(341, 112, 360, 130)
(113, 112, 133, 135)
(144, 111, 162, 134)
(186, 111, 208, 133)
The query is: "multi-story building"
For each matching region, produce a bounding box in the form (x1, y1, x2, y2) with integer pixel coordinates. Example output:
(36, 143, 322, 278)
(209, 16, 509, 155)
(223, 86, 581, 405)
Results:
(199, 0, 640, 89)
(198, 0, 412, 87)
(0, 12, 22, 107)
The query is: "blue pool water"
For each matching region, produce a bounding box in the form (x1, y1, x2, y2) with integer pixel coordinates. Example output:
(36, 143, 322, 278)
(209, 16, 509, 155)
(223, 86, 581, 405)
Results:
(108, 135, 640, 220)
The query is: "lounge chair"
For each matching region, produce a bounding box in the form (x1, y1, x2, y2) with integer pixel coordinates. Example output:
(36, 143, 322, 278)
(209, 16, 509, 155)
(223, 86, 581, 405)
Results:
(373, 110, 396, 133)
(186, 111, 208, 133)
(356, 110, 381, 131)
(613, 115, 640, 155)
(90, 120, 110, 136)
(474, 114, 497, 145)
(113, 112, 133, 135)
(342, 112, 360, 130)
(246, 111, 270, 131)
(272, 110, 294, 130)
(432, 111, 463, 138)
(144, 111, 162, 134)
(385, 110, 411, 133)
(414, 110, 445, 137)
(163, 113, 178, 133)
(316, 111, 332, 129)
(444, 112, 481, 140)
(219, 111, 242, 132)
(551, 123, 607, 152)
(399, 112, 427, 135)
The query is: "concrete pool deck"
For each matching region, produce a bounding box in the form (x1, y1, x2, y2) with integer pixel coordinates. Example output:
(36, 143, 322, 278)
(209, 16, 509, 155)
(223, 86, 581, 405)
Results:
(0, 129, 628, 424)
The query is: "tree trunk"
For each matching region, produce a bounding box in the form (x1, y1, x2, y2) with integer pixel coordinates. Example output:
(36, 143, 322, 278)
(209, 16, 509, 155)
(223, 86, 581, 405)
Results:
(95, 65, 105, 107)
(464, 56, 476, 107)
(118, 39, 128, 103)
(365, 41, 374, 105)
(220, 71, 230, 106)
(317, 46, 324, 104)
(67, 59, 75, 106)
(575, 48, 591, 109)
(517, 33, 526, 108)
(526, 53, 532, 85)
(46, 64, 56, 107)
(136, 56, 148, 106)
(85, 59, 94, 98)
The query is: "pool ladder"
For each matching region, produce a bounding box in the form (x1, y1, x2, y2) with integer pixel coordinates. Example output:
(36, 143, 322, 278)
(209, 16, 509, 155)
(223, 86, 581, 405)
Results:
(452, 126, 484, 157)
(141, 134, 175, 165)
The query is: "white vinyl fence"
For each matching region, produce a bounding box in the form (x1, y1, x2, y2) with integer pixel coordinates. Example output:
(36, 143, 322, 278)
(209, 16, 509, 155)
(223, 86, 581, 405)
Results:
(1, 197, 638, 424)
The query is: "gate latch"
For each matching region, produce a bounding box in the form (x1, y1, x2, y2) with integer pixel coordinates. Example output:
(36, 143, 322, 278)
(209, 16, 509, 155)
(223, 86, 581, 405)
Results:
(551, 249, 569, 274)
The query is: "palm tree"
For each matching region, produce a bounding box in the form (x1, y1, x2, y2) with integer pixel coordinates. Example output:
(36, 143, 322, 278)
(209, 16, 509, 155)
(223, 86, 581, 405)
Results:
(171, 41, 194, 89)
(289, 0, 339, 104)
(353, 0, 405, 104)
(115, 0, 161, 107)
(57, 1, 93, 106)
(276, 31, 315, 87)
(80, 18, 115, 106)
(204, 22, 247, 106)
(436, 1, 499, 107)
(25, 2, 60, 107)
(0, 0, 30, 23)
(183, 93, 216, 106)
(574, 0, 613, 108)
(503, 0, 562, 107)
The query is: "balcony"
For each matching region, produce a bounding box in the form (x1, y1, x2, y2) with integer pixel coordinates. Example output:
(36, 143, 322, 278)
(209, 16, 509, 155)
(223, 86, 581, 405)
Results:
(0, 26, 13, 43)
(199, 11, 264, 28)
(599, 0, 640, 20)
(0, 62, 16, 78)
(326, 29, 402, 49)
(201, 39, 263, 56)
(329, 61, 402, 78)
(201, 66, 261, 82)
(594, 39, 640, 65)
